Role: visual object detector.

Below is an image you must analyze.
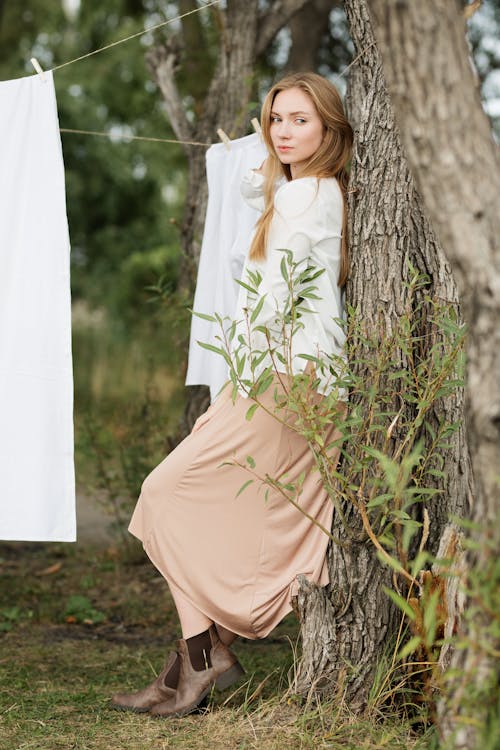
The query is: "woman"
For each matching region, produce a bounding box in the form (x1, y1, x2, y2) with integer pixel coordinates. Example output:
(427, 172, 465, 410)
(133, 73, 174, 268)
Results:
(111, 72, 353, 718)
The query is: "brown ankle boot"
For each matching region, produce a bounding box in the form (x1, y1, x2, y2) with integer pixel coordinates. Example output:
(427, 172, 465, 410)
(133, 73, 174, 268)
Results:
(111, 651, 178, 713)
(151, 625, 245, 718)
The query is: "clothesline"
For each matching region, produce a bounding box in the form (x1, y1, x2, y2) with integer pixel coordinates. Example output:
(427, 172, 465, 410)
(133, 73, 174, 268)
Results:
(45, 0, 370, 81)
(52, 0, 222, 73)
(57, 42, 377, 150)
(25, 0, 375, 150)
(59, 128, 211, 147)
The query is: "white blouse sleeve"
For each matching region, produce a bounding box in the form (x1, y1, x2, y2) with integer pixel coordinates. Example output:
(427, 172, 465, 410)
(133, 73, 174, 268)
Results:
(249, 179, 322, 330)
(240, 169, 265, 212)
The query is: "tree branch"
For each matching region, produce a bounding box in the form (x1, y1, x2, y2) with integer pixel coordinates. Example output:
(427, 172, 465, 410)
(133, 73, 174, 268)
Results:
(146, 41, 193, 149)
(257, 0, 312, 57)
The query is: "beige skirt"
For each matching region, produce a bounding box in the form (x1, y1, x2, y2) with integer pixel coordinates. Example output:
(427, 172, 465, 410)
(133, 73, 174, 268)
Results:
(129, 381, 343, 640)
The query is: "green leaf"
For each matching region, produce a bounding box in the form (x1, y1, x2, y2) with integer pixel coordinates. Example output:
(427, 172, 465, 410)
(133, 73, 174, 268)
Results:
(297, 353, 321, 363)
(235, 279, 258, 295)
(250, 294, 266, 324)
(398, 635, 423, 661)
(246, 455, 256, 468)
(410, 551, 429, 578)
(366, 493, 392, 509)
(197, 341, 232, 367)
(235, 479, 254, 498)
(245, 404, 259, 421)
(280, 255, 288, 282)
(255, 374, 274, 396)
(383, 587, 416, 621)
(236, 353, 246, 377)
(376, 549, 404, 574)
(190, 310, 216, 322)
(251, 351, 268, 371)
(299, 267, 325, 283)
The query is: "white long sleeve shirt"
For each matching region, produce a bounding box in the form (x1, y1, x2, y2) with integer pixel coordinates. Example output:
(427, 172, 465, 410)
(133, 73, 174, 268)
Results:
(233, 170, 347, 398)
(0, 72, 75, 541)
(185, 134, 267, 401)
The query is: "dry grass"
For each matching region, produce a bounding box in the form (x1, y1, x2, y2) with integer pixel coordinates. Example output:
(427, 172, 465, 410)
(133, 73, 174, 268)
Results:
(0, 543, 432, 750)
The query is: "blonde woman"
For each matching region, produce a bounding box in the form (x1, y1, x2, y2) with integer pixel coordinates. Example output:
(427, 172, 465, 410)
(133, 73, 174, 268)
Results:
(112, 72, 353, 718)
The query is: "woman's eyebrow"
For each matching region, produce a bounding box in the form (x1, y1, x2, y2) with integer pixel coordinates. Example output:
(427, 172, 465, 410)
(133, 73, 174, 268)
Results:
(270, 110, 311, 117)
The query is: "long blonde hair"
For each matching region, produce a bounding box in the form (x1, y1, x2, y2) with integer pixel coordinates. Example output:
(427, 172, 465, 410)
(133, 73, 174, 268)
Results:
(249, 72, 353, 287)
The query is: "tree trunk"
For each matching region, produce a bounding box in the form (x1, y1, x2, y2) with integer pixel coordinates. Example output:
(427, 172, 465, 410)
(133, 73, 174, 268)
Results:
(294, 0, 472, 709)
(147, 0, 310, 434)
(367, 1, 500, 745)
(286, 0, 337, 72)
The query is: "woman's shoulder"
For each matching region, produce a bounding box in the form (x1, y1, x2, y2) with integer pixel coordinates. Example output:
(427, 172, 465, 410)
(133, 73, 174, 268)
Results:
(274, 177, 318, 218)
(274, 176, 341, 218)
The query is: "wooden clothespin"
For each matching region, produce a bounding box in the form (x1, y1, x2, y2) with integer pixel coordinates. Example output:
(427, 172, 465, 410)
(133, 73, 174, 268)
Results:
(251, 118, 262, 140)
(30, 57, 46, 81)
(217, 128, 231, 151)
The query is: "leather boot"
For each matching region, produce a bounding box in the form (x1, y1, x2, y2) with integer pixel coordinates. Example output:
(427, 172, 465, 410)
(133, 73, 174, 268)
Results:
(151, 625, 245, 718)
(111, 651, 178, 713)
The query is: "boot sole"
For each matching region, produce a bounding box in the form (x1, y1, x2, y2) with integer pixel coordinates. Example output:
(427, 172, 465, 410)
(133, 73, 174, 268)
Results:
(109, 702, 151, 713)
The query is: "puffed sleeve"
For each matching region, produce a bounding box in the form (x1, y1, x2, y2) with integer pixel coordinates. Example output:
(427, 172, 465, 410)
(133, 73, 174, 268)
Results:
(240, 169, 265, 212)
(252, 179, 320, 328)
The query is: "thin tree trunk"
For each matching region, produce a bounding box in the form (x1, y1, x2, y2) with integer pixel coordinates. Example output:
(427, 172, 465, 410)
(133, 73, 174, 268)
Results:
(286, 0, 337, 72)
(294, 0, 472, 708)
(368, 1, 500, 745)
(147, 0, 310, 433)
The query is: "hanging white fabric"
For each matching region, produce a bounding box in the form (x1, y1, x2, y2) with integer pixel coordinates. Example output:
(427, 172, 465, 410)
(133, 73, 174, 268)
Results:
(0, 71, 76, 541)
(185, 133, 267, 401)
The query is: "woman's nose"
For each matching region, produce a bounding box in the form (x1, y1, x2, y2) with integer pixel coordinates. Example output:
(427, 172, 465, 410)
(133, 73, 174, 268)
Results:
(276, 120, 291, 138)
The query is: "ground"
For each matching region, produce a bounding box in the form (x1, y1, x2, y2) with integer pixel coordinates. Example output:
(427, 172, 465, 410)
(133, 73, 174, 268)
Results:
(0, 497, 429, 750)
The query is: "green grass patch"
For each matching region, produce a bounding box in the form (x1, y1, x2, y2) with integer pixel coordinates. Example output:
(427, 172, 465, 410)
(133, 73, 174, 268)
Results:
(0, 543, 431, 750)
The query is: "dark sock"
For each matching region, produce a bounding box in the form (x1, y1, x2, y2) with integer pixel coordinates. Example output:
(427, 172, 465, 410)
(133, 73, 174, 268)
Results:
(186, 629, 213, 671)
(163, 653, 180, 689)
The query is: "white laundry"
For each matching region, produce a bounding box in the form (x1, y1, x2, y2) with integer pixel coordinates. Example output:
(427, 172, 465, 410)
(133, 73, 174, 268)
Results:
(185, 133, 267, 402)
(0, 71, 76, 541)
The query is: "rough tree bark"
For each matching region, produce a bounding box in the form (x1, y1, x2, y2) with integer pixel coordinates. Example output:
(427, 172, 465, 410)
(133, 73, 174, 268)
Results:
(293, 0, 472, 708)
(368, 1, 500, 745)
(147, 0, 310, 433)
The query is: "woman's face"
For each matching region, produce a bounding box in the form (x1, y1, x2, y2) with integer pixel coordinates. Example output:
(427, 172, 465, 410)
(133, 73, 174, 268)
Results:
(269, 87, 324, 177)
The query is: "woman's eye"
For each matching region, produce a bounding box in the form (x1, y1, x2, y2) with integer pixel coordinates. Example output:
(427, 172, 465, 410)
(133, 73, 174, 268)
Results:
(295, 118, 306, 124)
(271, 116, 281, 123)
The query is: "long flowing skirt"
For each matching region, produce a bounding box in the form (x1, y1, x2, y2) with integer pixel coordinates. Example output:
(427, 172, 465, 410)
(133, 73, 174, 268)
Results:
(129, 381, 343, 639)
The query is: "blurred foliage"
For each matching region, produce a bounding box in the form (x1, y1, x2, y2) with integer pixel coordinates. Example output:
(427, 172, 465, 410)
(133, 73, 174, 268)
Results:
(0, 0, 497, 502)
(0, 0, 187, 310)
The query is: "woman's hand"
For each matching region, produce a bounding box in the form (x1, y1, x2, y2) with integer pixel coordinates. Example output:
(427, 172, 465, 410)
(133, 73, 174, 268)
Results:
(254, 157, 271, 177)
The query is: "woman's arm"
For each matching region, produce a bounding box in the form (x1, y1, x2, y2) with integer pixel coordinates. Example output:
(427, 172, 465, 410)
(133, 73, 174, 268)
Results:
(240, 168, 266, 212)
(247, 179, 320, 331)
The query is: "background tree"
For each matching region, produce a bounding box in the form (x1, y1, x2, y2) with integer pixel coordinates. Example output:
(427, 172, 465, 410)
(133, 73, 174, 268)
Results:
(368, 1, 500, 745)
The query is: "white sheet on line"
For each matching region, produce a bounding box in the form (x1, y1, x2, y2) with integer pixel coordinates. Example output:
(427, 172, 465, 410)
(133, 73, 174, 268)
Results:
(185, 133, 267, 401)
(0, 71, 76, 541)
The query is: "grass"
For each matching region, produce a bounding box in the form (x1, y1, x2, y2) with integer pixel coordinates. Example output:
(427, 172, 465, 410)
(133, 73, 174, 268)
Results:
(0, 543, 433, 750)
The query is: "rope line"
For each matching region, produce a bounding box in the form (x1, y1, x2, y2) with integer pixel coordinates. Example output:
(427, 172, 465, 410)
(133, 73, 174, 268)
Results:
(334, 42, 377, 81)
(57, 41, 376, 148)
(52, 0, 221, 72)
(60, 128, 211, 147)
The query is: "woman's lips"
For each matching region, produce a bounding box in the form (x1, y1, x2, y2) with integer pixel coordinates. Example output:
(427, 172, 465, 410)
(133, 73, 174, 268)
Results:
(277, 146, 292, 152)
